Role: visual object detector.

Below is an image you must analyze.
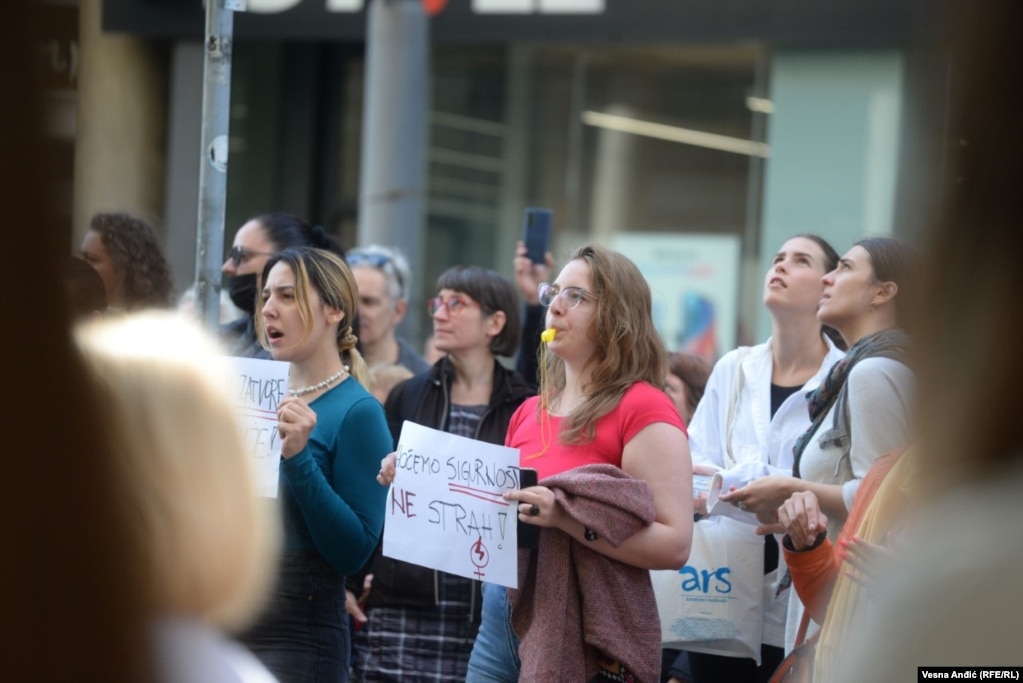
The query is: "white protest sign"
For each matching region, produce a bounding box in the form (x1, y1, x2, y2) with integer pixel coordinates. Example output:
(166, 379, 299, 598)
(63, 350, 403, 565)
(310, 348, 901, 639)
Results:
(383, 421, 523, 589)
(227, 356, 290, 498)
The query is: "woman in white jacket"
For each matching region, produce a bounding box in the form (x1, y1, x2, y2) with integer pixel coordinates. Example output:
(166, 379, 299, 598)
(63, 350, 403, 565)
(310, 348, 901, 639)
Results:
(680, 234, 845, 683)
(724, 237, 916, 654)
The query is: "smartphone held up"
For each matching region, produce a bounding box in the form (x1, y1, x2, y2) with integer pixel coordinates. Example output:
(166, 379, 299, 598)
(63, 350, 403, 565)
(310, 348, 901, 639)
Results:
(522, 208, 552, 264)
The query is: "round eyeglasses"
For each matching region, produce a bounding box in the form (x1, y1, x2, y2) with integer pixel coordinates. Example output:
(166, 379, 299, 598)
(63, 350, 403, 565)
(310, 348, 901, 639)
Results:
(537, 282, 594, 309)
(428, 296, 478, 317)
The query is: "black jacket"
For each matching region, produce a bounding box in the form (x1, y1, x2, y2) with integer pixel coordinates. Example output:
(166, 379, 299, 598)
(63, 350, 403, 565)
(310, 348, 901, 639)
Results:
(351, 357, 534, 621)
(516, 303, 545, 391)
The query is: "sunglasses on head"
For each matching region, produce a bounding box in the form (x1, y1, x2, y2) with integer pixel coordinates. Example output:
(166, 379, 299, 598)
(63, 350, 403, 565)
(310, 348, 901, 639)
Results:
(347, 252, 405, 292)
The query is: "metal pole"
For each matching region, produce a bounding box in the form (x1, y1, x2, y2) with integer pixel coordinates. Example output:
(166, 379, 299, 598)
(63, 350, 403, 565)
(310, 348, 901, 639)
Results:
(358, 0, 429, 344)
(194, 0, 244, 331)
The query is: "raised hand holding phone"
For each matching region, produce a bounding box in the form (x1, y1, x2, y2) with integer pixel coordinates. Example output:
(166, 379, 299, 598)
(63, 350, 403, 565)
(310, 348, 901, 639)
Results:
(522, 208, 552, 265)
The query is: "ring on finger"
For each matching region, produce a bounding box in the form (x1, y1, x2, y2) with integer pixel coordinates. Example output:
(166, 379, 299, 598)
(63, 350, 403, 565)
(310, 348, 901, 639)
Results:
(737, 501, 748, 511)
(527, 504, 540, 517)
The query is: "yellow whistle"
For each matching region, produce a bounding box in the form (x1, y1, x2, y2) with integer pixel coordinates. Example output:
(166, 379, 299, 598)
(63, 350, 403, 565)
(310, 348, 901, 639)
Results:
(540, 328, 557, 343)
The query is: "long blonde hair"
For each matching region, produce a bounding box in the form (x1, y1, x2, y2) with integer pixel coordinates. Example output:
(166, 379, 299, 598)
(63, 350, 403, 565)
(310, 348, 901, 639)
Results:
(545, 244, 668, 443)
(257, 247, 370, 387)
(76, 312, 280, 633)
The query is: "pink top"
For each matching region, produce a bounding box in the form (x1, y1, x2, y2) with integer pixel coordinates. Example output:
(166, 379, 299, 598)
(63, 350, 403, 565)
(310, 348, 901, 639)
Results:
(506, 381, 686, 481)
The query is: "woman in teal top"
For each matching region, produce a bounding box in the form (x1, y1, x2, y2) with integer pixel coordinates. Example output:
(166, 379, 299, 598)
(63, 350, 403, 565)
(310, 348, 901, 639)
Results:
(241, 247, 393, 683)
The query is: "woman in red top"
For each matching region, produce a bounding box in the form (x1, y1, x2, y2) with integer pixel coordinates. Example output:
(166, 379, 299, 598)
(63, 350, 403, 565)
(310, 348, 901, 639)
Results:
(495, 244, 693, 682)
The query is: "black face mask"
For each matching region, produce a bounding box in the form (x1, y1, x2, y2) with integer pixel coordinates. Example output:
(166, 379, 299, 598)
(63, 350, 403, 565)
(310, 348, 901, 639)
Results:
(227, 273, 259, 315)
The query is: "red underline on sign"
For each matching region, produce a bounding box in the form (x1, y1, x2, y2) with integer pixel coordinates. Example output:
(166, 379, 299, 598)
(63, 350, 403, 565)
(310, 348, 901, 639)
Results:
(448, 483, 509, 506)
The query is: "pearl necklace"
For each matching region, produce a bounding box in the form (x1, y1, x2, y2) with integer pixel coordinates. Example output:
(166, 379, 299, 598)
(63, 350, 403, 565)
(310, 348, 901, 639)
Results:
(288, 367, 348, 397)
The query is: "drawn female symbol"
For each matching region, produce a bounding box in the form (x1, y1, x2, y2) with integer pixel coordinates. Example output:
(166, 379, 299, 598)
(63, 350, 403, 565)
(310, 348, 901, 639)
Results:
(469, 536, 489, 579)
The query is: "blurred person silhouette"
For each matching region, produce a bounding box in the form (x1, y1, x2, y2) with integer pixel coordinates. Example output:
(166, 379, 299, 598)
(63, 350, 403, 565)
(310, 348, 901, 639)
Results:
(221, 212, 346, 359)
(684, 234, 845, 683)
(75, 312, 282, 683)
(240, 247, 393, 683)
(461, 244, 694, 683)
(665, 351, 712, 427)
(721, 237, 916, 652)
(2, 1, 150, 677)
(80, 211, 175, 310)
(830, 1, 1023, 678)
(62, 255, 108, 319)
(352, 266, 532, 682)
(346, 244, 430, 374)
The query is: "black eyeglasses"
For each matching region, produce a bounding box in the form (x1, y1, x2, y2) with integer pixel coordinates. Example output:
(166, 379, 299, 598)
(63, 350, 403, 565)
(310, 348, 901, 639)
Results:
(347, 252, 405, 293)
(538, 282, 594, 309)
(226, 245, 275, 268)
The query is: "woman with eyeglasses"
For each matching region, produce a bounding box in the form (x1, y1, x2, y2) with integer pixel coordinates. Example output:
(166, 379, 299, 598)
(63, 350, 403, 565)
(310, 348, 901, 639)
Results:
(220, 212, 345, 358)
(351, 265, 533, 683)
(463, 244, 693, 683)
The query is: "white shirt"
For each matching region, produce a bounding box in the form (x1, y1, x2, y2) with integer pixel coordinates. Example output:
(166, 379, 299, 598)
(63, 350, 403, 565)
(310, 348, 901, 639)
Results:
(689, 336, 845, 476)
(688, 336, 844, 649)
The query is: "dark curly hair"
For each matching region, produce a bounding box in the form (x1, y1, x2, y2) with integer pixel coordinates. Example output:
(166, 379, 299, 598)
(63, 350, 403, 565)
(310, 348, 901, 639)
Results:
(89, 213, 174, 310)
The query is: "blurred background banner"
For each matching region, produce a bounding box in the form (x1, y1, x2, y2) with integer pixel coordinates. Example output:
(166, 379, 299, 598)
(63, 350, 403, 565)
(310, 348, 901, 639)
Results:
(614, 233, 740, 363)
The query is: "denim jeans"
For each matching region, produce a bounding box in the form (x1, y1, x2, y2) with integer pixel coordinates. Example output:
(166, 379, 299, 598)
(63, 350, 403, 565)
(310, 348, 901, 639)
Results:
(241, 552, 350, 683)
(465, 582, 520, 683)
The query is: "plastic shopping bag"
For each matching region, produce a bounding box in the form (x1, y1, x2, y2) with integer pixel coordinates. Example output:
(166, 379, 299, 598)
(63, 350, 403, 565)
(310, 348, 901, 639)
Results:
(653, 516, 765, 664)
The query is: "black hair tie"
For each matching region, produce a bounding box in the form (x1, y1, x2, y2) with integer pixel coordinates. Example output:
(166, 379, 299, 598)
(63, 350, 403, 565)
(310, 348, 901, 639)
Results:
(311, 224, 327, 248)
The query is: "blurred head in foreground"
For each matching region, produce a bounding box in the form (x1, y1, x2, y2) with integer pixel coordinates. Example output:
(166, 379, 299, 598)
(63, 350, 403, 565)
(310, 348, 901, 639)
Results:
(75, 312, 280, 633)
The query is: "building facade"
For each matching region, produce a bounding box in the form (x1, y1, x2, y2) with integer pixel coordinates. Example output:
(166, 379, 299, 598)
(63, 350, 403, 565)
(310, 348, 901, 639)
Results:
(72, 0, 952, 350)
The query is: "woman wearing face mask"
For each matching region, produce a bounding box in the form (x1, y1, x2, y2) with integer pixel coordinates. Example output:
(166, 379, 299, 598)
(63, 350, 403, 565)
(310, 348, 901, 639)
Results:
(221, 212, 346, 359)
(240, 247, 392, 683)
